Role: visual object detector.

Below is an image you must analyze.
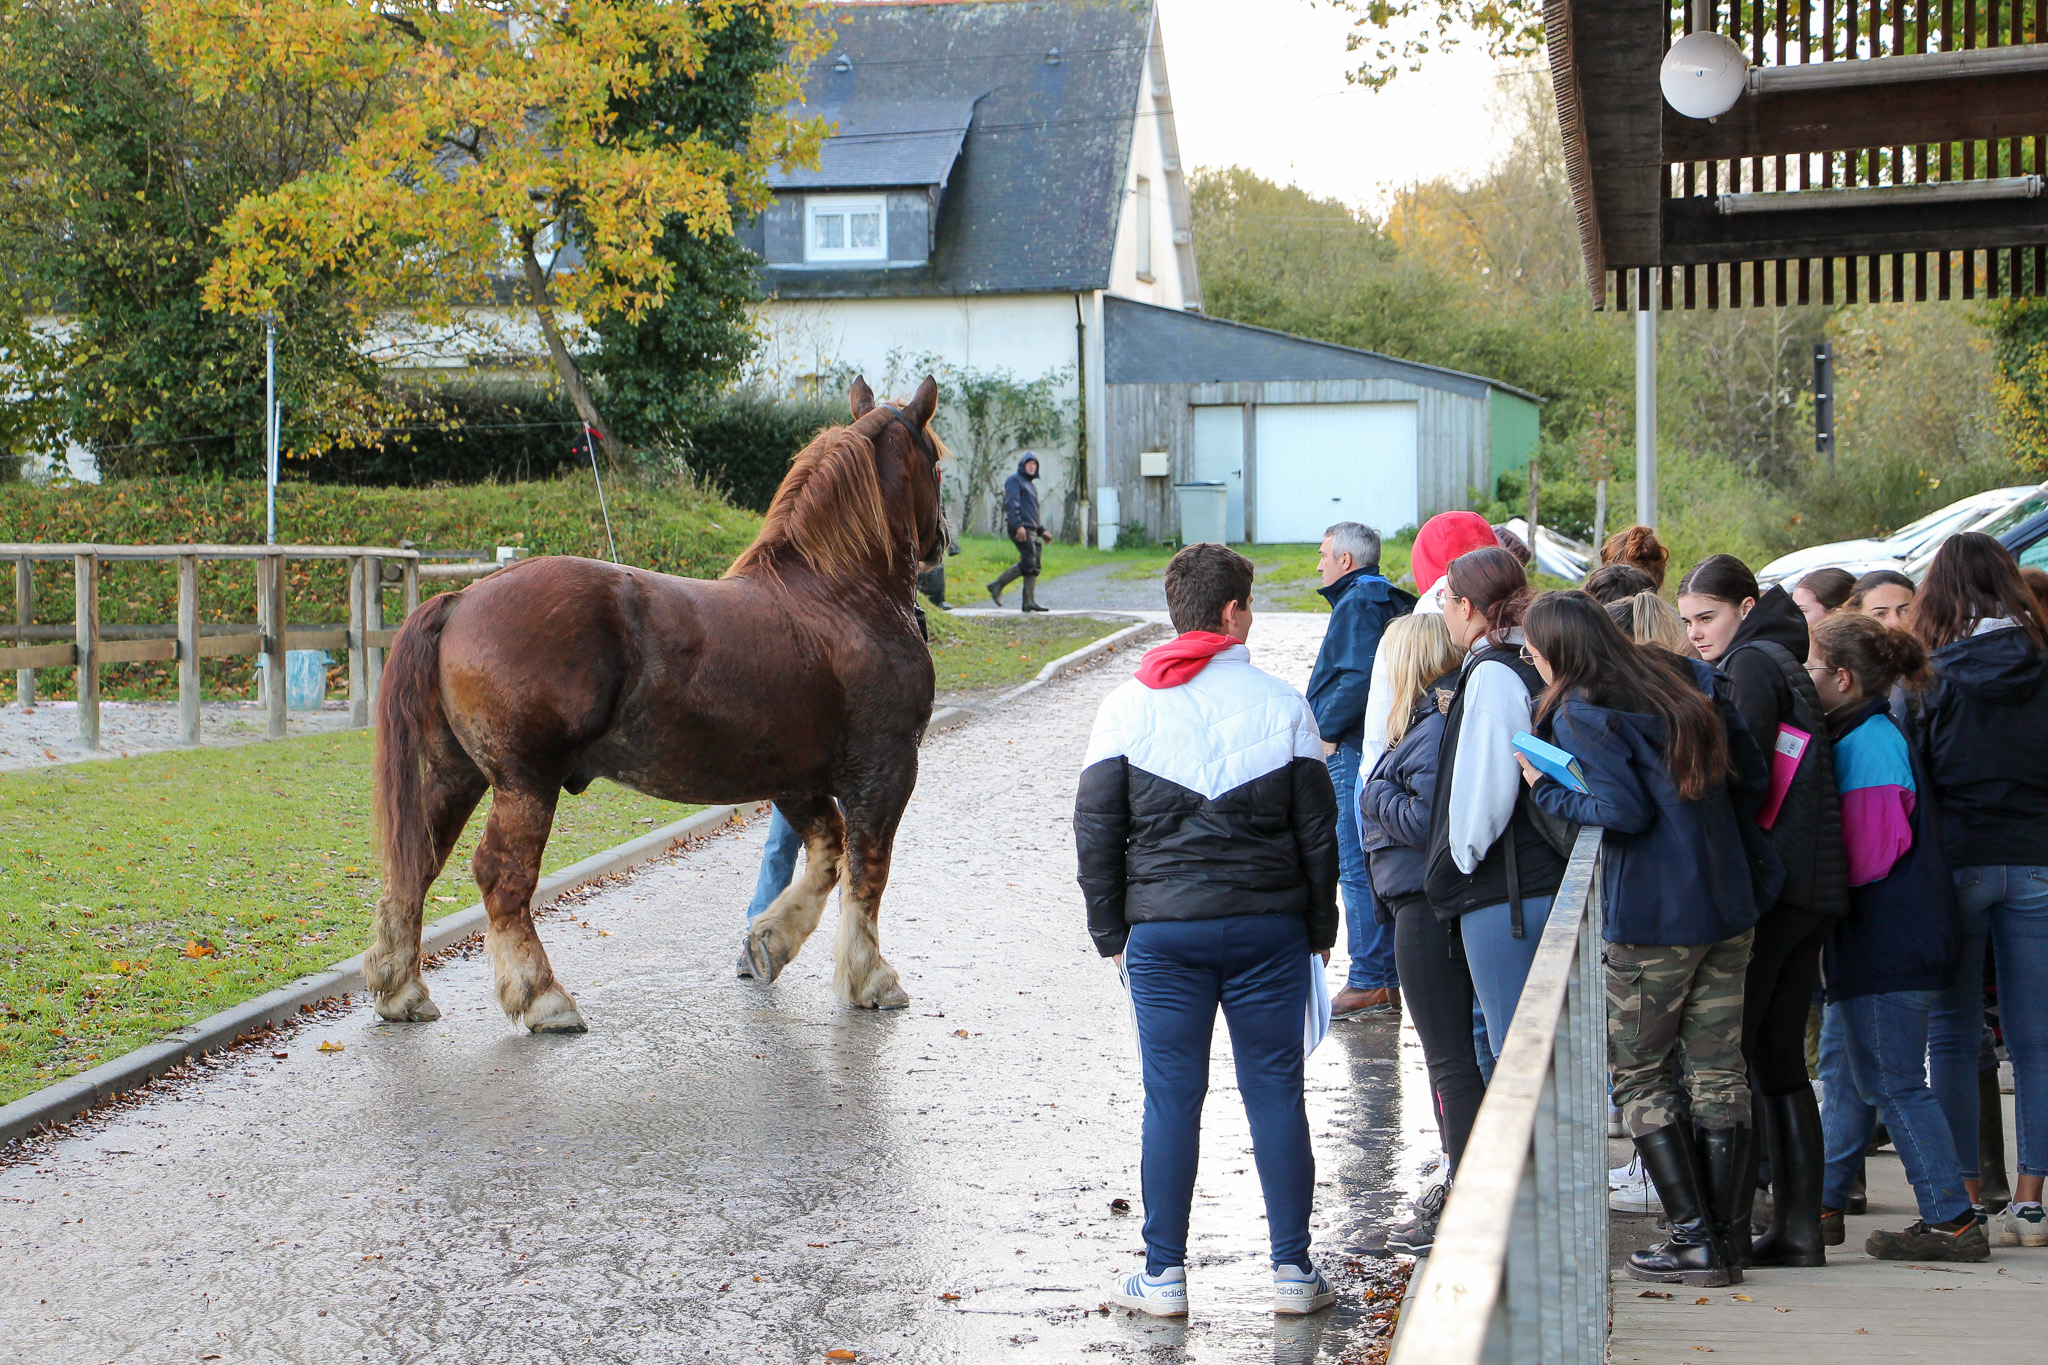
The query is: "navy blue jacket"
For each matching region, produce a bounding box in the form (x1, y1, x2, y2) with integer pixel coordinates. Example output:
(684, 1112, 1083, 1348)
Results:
(1824, 700, 1959, 1001)
(1003, 456, 1042, 535)
(1913, 625, 2048, 868)
(1306, 568, 1414, 749)
(1358, 673, 1455, 906)
(1528, 687, 1764, 947)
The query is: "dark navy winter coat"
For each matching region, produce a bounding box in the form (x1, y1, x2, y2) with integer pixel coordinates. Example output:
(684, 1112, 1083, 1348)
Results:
(1913, 624, 2048, 868)
(1003, 456, 1042, 535)
(1528, 687, 1764, 947)
(1823, 699, 1959, 1000)
(1358, 673, 1455, 905)
(1306, 567, 1415, 750)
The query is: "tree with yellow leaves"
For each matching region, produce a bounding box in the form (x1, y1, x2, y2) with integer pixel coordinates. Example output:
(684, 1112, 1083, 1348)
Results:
(144, 0, 828, 463)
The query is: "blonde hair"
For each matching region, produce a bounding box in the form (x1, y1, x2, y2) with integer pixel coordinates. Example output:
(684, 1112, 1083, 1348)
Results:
(1381, 614, 1462, 747)
(1609, 590, 1696, 656)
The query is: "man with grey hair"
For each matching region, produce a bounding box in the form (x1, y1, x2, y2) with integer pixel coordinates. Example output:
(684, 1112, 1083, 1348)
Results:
(1306, 521, 1414, 1019)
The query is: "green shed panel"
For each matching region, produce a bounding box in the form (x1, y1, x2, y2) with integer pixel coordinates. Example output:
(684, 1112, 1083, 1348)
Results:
(1489, 392, 1542, 487)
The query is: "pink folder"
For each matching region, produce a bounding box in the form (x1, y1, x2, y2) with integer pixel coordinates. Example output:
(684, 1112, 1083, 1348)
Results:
(1754, 723, 1811, 831)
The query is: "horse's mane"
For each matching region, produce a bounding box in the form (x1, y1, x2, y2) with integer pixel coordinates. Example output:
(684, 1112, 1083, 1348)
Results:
(726, 419, 893, 583)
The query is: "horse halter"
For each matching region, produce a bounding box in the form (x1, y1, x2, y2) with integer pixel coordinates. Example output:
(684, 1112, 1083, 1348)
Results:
(872, 402, 942, 468)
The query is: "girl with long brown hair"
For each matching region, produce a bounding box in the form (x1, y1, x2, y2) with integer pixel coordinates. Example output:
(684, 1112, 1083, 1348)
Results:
(1910, 531, 2048, 1248)
(1518, 592, 1766, 1287)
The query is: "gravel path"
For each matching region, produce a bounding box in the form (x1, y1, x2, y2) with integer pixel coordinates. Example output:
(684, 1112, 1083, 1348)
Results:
(0, 700, 356, 771)
(1, 613, 1429, 1364)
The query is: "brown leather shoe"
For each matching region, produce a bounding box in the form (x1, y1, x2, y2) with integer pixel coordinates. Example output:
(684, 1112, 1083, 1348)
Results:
(1332, 987, 1400, 1020)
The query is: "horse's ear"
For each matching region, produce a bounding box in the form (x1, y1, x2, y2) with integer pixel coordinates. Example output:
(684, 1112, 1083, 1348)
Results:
(848, 376, 875, 417)
(902, 374, 939, 429)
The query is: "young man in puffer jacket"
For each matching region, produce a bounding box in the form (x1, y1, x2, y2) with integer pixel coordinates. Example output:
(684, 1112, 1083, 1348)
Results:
(1073, 542, 1341, 1318)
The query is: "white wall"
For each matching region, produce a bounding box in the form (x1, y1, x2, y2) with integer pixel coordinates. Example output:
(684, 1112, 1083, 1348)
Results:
(752, 292, 1088, 536)
(1106, 16, 1198, 310)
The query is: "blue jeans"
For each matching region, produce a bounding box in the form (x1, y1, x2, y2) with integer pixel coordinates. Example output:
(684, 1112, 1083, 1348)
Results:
(745, 806, 804, 922)
(1821, 993, 1973, 1224)
(1126, 914, 1315, 1274)
(1330, 744, 1396, 990)
(1932, 866, 2048, 1179)
(1462, 896, 1556, 1061)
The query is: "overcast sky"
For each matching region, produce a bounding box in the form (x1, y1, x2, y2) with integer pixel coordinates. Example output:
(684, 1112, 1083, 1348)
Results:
(1153, 0, 1520, 211)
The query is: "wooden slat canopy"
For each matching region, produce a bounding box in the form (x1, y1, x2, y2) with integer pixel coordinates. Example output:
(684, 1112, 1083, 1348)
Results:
(1547, 0, 2048, 309)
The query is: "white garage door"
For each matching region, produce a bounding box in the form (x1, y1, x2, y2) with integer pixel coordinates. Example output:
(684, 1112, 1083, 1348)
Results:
(1253, 402, 1418, 544)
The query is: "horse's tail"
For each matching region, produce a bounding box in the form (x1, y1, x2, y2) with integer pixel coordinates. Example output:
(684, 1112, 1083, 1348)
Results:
(374, 590, 461, 902)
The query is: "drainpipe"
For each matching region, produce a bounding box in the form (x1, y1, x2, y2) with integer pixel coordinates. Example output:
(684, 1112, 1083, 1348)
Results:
(1071, 292, 1089, 545)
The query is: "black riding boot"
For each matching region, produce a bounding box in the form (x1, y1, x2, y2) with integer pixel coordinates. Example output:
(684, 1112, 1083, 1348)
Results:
(1628, 1125, 1732, 1287)
(1696, 1123, 1753, 1280)
(1980, 1065, 2012, 1214)
(1021, 574, 1049, 612)
(1751, 1089, 1828, 1267)
(987, 563, 1023, 606)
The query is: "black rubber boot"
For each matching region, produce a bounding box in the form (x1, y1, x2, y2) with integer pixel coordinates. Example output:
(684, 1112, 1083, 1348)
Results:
(1021, 574, 1049, 612)
(1696, 1123, 1753, 1280)
(1980, 1065, 2012, 1214)
(1628, 1125, 1732, 1287)
(1845, 1165, 1867, 1216)
(1751, 1089, 1828, 1267)
(988, 563, 1022, 606)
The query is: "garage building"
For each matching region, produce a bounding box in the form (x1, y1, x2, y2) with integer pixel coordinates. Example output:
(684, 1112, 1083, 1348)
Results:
(1099, 297, 1542, 544)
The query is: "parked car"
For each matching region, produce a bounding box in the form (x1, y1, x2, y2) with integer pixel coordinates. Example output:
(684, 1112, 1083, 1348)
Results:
(1500, 517, 1595, 583)
(1757, 484, 2038, 586)
(1904, 482, 2048, 580)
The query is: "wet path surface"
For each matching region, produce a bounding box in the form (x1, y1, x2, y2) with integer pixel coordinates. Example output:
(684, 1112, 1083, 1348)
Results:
(2, 615, 1430, 1365)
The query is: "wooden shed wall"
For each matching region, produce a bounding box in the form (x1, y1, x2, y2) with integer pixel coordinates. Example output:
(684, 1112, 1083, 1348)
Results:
(1100, 378, 1493, 541)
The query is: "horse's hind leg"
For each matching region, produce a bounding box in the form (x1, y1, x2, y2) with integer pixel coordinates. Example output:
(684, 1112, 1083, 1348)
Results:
(833, 786, 911, 1011)
(745, 795, 843, 983)
(368, 744, 487, 1023)
(473, 783, 584, 1032)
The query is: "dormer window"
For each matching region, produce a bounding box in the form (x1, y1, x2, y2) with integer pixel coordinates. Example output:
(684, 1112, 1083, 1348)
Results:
(806, 194, 887, 262)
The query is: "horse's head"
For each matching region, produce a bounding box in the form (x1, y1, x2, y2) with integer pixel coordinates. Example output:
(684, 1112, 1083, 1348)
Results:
(849, 374, 950, 573)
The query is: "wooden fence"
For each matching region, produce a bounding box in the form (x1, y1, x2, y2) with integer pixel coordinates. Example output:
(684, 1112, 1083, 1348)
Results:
(2, 543, 428, 751)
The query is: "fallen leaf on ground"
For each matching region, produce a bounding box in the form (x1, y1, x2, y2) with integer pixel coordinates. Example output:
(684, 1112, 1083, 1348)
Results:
(939, 1292, 961, 1301)
(1857, 1328, 1870, 1334)
(1693, 1348, 1713, 1353)
(953, 1029, 969, 1038)
(1731, 1294, 1752, 1301)
(1694, 1297, 1709, 1305)
(1774, 1307, 1791, 1313)
(825, 1352, 858, 1361)
(362, 1253, 382, 1260)
(1636, 1290, 1672, 1299)
(271, 1051, 288, 1060)
(184, 939, 216, 958)
(318, 1041, 344, 1053)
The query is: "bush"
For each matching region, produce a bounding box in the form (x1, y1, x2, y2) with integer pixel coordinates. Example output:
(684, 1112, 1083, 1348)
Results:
(0, 476, 761, 700)
(677, 389, 846, 511)
(309, 382, 588, 486)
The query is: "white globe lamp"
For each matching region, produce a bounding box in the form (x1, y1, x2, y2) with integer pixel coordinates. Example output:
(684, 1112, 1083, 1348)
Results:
(1660, 31, 1749, 119)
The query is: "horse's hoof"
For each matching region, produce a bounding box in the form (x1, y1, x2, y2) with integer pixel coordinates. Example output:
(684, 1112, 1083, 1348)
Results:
(857, 976, 910, 1010)
(746, 925, 791, 983)
(525, 987, 588, 1034)
(375, 979, 441, 1023)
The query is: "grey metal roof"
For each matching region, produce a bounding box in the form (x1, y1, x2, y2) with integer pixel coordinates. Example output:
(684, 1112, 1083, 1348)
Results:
(1102, 295, 1545, 403)
(768, 97, 976, 190)
(760, 1, 1151, 298)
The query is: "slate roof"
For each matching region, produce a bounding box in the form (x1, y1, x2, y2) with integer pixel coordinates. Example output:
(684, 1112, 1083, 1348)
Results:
(766, 96, 976, 191)
(761, 0, 1151, 299)
(1102, 296, 1544, 403)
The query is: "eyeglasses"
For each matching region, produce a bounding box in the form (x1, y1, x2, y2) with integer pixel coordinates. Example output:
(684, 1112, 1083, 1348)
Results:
(1520, 645, 1540, 666)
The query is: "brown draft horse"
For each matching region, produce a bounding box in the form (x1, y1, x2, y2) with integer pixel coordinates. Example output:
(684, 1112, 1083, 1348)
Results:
(364, 376, 947, 1030)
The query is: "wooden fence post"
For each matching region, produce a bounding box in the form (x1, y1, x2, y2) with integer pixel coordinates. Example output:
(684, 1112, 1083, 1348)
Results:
(347, 555, 368, 728)
(258, 551, 286, 740)
(365, 554, 384, 715)
(74, 552, 99, 750)
(402, 557, 419, 617)
(14, 555, 32, 710)
(177, 554, 201, 746)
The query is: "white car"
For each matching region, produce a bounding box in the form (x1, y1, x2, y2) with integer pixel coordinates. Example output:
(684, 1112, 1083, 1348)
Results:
(1757, 485, 2039, 586)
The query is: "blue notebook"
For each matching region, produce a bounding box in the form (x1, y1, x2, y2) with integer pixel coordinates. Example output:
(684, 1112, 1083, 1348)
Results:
(1512, 731, 1590, 794)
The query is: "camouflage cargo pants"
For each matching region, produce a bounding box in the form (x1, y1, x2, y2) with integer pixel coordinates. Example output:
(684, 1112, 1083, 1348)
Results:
(1606, 931, 1754, 1137)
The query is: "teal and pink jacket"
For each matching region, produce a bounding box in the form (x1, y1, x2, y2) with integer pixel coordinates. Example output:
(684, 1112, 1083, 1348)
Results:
(1822, 699, 1958, 1001)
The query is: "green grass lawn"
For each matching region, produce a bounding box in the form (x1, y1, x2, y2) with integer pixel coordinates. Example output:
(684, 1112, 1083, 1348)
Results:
(926, 611, 1128, 693)
(952, 533, 1422, 613)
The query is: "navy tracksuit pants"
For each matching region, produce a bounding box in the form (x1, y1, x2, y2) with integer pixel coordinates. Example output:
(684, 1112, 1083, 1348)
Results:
(1125, 912, 1315, 1275)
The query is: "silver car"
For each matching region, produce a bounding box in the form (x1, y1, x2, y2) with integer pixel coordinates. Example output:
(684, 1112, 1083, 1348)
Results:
(1757, 485, 2039, 586)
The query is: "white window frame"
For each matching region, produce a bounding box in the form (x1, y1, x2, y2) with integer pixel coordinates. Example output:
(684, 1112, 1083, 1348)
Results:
(805, 194, 888, 263)
(1134, 176, 1153, 281)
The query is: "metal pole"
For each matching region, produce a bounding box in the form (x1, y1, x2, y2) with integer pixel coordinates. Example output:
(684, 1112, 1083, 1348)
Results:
(1634, 301, 1658, 529)
(1814, 341, 1835, 470)
(584, 424, 619, 563)
(264, 313, 278, 546)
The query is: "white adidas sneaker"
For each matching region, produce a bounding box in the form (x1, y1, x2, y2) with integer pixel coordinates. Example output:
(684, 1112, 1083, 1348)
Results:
(1109, 1265, 1188, 1316)
(1272, 1263, 1338, 1314)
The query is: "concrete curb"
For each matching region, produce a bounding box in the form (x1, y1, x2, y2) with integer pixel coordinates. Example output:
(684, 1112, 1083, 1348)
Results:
(0, 802, 745, 1148)
(0, 615, 1159, 1149)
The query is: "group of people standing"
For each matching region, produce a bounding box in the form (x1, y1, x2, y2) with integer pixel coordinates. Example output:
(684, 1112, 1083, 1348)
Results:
(1073, 505, 2048, 1315)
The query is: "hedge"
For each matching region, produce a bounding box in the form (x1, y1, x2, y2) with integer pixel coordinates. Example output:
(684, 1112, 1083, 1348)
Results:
(0, 476, 761, 701)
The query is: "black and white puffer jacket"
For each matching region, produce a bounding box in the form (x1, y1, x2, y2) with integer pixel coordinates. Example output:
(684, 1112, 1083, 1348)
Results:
(1073, 643, 1341, 958)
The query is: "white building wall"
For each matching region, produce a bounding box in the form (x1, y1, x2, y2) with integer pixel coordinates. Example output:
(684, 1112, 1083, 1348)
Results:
(1105, 17, 1197, 311)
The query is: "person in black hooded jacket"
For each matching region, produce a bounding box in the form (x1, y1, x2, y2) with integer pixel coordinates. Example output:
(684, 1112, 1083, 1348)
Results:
(1910, 531, 2048, 1243)
(1678, 554, 1848, 1269)
(988, 453, 1052, 612)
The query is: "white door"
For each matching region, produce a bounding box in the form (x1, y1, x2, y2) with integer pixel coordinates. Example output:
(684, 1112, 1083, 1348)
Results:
(1253, 402, 1418, 544)
(1190, 405, 1246, 542)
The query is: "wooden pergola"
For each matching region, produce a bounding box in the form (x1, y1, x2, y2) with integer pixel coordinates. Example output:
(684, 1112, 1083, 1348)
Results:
(1546, 0, 2048, 311)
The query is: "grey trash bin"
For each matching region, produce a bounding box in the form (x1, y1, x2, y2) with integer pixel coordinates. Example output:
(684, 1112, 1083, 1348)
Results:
(1173, 482, 1228, 546)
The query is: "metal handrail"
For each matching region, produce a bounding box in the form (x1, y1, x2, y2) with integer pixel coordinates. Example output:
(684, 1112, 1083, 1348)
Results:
(1389, 825, 1608, 1365)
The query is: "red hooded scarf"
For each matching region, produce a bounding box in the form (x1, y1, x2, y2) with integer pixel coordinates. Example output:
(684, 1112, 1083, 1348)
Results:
(1134, 631, 1238, 688)
(1411, 512, 1501, 593)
